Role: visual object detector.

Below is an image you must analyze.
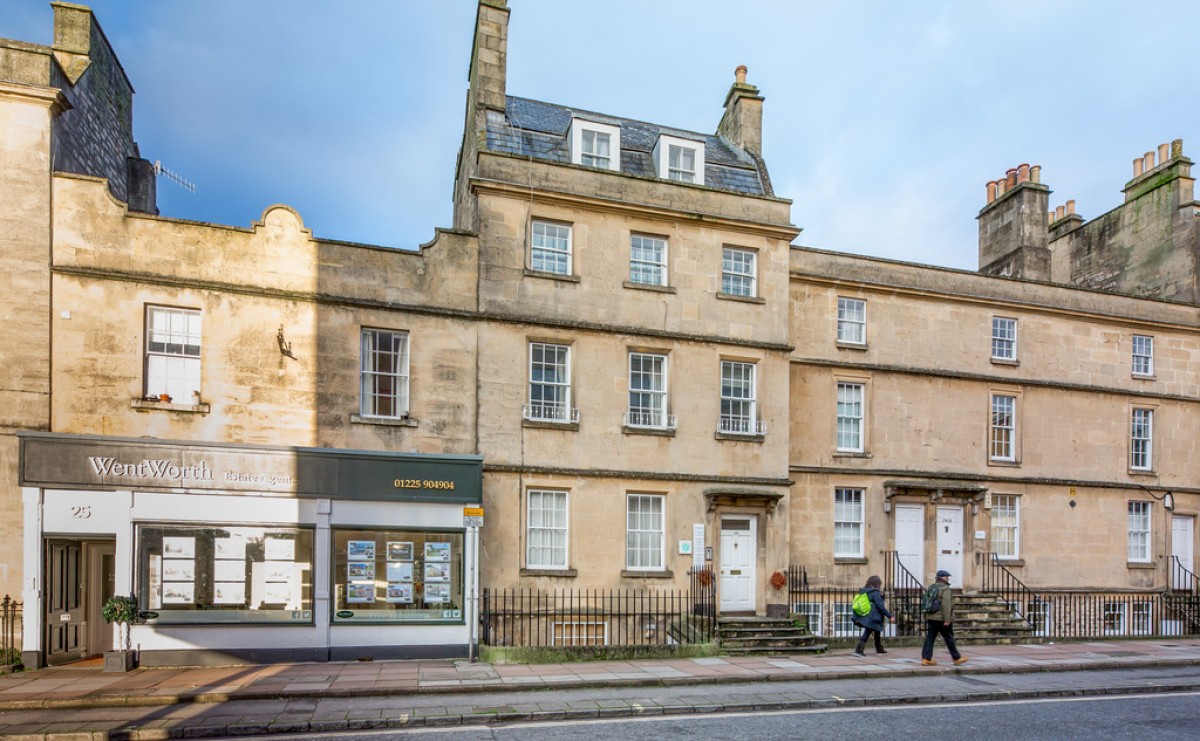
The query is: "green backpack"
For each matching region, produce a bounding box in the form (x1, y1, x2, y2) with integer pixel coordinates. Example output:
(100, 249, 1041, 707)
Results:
(922, 584, 943, 613)
(852, 591, 872, 617)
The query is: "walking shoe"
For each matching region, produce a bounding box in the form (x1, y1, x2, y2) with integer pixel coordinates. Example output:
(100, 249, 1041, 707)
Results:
(875, 649, 888, 654)
(953, 656, 969, 665)
(852, 650, 866, 657)
(920, 658, 937, 666)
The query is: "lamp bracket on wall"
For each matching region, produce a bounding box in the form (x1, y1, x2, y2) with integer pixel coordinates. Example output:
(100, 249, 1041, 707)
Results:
(277, 326, 298, 361)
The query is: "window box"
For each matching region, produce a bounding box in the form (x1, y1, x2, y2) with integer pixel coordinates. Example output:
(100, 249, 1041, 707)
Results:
(131, 398, 210, 414)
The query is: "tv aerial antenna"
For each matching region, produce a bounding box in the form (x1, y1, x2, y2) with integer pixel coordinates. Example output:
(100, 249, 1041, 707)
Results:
(153, 160, 196, 193)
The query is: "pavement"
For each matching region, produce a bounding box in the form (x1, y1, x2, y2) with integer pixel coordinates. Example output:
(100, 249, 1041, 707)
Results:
(1, 638, 1200, 739)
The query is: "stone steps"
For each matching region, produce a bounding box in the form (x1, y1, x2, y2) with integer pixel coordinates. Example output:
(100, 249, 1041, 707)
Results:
(716, 616, 826, 656)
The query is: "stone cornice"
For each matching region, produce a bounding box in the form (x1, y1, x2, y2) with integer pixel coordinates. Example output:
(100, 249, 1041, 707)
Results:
(484, 463, 792, 487)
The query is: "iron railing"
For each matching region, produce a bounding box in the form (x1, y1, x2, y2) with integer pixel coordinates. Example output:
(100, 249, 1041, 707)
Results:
(480, 567, 716, 649)
(784, 564, 924, 638)
(1171, 555, 1199, 593)
(0, 596, 22, 670)
(981, 552, 1042, 631)
(882, 551, 925, 635)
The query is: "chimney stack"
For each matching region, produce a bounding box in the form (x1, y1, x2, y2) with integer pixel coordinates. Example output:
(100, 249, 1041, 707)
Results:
(979, 162, 1052, 280)
(717, 64, 764, 156)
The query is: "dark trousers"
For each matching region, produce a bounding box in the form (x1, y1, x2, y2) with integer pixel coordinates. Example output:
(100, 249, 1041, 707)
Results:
(921, 619, 961, 660)
(855, 626, 884, 653)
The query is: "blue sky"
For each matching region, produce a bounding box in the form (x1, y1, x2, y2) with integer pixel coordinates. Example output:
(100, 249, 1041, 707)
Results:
(4, 1, 1197, 269)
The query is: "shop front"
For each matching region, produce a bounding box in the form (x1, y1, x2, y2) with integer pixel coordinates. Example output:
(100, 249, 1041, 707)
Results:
(19, 432, 482, 667)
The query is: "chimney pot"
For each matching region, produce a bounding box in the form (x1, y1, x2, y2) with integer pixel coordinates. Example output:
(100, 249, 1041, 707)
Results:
(1066, 199, 1076, 215)
(1144, 152, 1156, 172)
(1018, 164, 1030, 183)
(1172, 139, 1183, 158)
(1134, 158, 1144, 177)
(1047, 210, 1054, 224)
(986, 180, 998, 203)
(1029, 165, 1041, 184)
(1158, 143, 1170, 163)
(735, 65, 747, 84)
(1006, 168, 1018, 188)
(1055, 205, 1065, 221)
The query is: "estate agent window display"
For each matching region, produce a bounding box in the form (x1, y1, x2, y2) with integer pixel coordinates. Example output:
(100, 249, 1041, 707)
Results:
(332, 529, 465, 624)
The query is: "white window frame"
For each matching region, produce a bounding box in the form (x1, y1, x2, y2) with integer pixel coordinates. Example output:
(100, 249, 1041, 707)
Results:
(626, 493, 665, 571)
(1132, 335, 1154, 377)
(1130, 408, 1153, 471)
(551, 621, 608, 646)
(719, 360, 760, 434)
(1128, 501, 1151, 563)
(992, 316, 1017, 361)
(836, 382, 864, 452)
(790, 602, 823, 636)
(629, 234, 668, 287)
(834, 487, 864, 558)
(627, 352, 671, 429)
(530, 220, 573, 276)
(359, 328, 410, 418)
(990, 394, 1016, 462)
(832, 603, 858, 637)
(144, 305, 201, 403)
(991, 494, 1020, 560)
(569, 118, 621, 172)
(526, 489, 569, 570)
(721, 246, 757, 297)
(837, 297, 866, 345)
(653, 133, 705, 185)
(1103, 602, 1127, 636)
(526, 342, 575, 423)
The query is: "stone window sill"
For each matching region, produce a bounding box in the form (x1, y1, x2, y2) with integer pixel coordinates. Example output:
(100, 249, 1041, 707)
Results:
(350, 414, 417, 428)
(1127, 561, 1156, 570)
(836, 341, 868, 351)
(714, 432, 765, 443)
(620, 569, 674, 579)
(1132, 373, 1156, 381)
(716, 292, 765, 305)
(523, 419, 580, 432)
(131, 399, 210, 414)
(524, 268, 581, 283)
(995, 558, 1025, 567)
(623, 425, 676, 438)
(622, 281, 676, 294)
(834, 557, 868, 565)
(990, 357, 1020, 367)
(520, 568, 578, 578)
(833, 451, 871, 459)
(1128, 470, 1157, 478)
(988, 459, 1022, 468)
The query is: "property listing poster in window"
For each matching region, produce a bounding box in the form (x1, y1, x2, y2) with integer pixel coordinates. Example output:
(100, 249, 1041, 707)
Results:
(332, 529, 463, 623)
(136, 524, 314, 624)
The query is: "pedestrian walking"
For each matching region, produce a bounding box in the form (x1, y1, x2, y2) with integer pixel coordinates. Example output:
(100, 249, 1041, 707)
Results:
(921, 569, 967, 666)
(851, 574, 893, 656)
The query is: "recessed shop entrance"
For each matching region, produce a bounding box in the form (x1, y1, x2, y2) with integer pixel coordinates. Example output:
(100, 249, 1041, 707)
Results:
(43, 539, 115, 666)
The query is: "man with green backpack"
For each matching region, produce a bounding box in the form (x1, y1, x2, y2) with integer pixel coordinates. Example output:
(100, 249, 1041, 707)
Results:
(920, 569, 968, 666)
(851, 575, 893, 656)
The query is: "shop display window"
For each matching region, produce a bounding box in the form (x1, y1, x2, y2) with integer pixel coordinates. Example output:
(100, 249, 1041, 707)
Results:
(332, 529, 464, 624)
(136, 524, 314, 624)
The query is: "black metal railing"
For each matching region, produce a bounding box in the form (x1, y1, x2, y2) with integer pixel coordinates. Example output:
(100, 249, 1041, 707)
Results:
(480, 573, 715, 649)
(882, 551, 925, 635)
(785, 564, 923, 639)
(1170, 556, 1200, 594)
(0, 596, 21, 670)
(981, 552, 1042, 631)
(1022, 592, 1198, 639)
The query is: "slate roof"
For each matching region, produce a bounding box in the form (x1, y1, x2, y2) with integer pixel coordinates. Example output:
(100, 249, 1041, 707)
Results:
(486, 96, 770, 197)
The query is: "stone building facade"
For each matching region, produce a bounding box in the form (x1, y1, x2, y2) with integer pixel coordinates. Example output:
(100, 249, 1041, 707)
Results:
(1, 0, 1197, 664)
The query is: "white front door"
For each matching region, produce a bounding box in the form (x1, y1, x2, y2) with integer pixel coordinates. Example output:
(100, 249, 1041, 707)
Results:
(719, 517, 756, 613)
(1172, 516, 1195, 590)
(935, 506, 964, 582)
(894, 505, 925, 583)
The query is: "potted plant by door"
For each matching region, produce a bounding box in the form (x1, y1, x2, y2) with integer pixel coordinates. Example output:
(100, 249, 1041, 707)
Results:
(101, 595, 139, 672)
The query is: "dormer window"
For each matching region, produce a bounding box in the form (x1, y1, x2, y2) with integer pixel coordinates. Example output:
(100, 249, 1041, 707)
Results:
(653, 134, 705, 186)
(569, 119, 621, 172)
